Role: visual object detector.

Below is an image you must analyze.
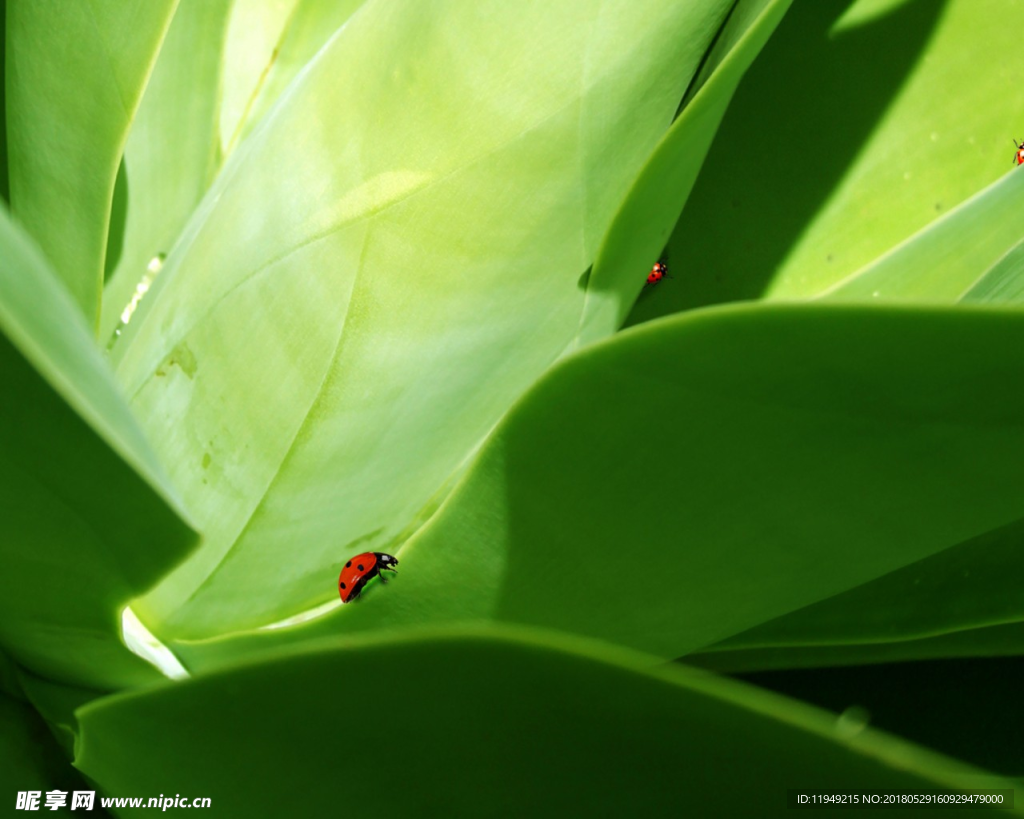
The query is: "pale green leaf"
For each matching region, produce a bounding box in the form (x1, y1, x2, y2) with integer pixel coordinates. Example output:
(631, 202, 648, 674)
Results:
(100, 0, 234, 343)
(6, 0, 177, 328)
(170, 304, 1024, 672)
(113, 0, 734, 640)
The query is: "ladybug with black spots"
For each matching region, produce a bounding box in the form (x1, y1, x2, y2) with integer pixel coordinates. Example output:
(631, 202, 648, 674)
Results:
(1014, 138, 1024, 166)
(646, 261, 670, 286)
(338, 552, 399, 603)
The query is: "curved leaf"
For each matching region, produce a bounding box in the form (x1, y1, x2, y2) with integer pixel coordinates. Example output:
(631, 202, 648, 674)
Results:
(114, 0, 735, 639)
(76, 628, 1020, 816)
(171, 303, 1024, 671)
(0, 209, 196, 688)
(6, 0, 177, 327)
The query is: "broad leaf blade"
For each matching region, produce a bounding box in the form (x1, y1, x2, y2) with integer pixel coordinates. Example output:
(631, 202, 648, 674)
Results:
(0, 210, 196, 688)
(115, 0, 734, 640)
(76, 628, 1020, 816)
(5, 0, 177, 327)
(171, 304, 1024, 672)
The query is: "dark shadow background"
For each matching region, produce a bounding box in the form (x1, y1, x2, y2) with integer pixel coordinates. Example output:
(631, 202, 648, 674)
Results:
(737, 656, 1024, 777)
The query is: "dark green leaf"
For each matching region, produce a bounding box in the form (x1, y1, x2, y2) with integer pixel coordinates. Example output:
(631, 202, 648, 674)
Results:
(77, 628, 1020, 816)
(0, 209, 196, 688)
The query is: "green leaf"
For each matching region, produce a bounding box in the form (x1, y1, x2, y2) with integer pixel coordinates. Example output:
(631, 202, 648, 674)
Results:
(76, 628, 1021, 816)
(688, 621, 1024, 674)
(217, 0, 300, 159)
(171, 303, 1024, 672)
(100, 0, 234, 343)
(229, 0, 370, 152)
(5, 0, 178, 328)
(0, 0, 9, 204)
(628, 0, 1024, 323)
(16, 668, 105, 758)
(575, 0, 791, 346)
(0, 209, 196, 688)
(0, 690, 94, 807)
(114, 0, 735, 640)
(820, 171, 1024, 301)
(960, 235, 1024, 305)
(688, 515, 1024, 671)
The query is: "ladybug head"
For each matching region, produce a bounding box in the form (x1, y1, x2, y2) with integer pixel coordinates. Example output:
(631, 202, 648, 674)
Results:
(375, 553, 399, 572)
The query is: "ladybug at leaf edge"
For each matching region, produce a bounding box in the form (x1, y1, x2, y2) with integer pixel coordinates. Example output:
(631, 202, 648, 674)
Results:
(338, 551, 399, 603)
(646, 261, 670, 286)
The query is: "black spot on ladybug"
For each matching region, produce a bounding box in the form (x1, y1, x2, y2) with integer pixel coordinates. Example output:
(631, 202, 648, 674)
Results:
(345, 561, 352, 568)
(357, 564, 364, 571)
(340, 582, 347, 589)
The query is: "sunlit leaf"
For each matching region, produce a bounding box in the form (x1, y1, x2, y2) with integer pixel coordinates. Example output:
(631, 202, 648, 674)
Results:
(114, 0, 735, 640)
(6, 0, 176, 327)
(170, 304, 1024, 671)
(627, 0, 1024, 324)
(100, 0, 234, 343)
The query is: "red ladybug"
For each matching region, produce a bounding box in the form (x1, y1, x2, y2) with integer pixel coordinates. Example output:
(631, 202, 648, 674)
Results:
(646, 261, 669, 285)
(338, 552, 399, 603)
(1014, 138, 1024, 166)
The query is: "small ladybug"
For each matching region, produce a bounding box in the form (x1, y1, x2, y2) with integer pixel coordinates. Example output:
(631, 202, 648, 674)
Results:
(646, 261, 669, 286)
(1013, 138, 1024, 166)
(338, 552, 399, 603)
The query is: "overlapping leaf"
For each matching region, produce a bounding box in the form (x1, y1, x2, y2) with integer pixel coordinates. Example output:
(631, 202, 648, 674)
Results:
(100, 0, 234, 342)
(627, 0, 1024, 325)
(575, 0, 791, 346)
(0, 209, 196, 689)
(689, 515, 1024, 672)
(6, 0, 176, 327)
(0, 691, 96, 809)
(113, 0, 735, 640)
(170, 304, 1024, 672)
